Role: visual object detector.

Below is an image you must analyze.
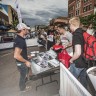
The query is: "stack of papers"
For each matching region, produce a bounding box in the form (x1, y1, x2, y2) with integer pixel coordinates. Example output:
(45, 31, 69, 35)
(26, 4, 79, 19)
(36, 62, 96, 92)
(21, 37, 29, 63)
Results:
(46, 50, 57, 59)
(48, 59, 59, 67)
(33, 58, 48, 68)
(32, 50, 59, 68)
(31, 51, 39, 54)
(31, 51, 39, 57)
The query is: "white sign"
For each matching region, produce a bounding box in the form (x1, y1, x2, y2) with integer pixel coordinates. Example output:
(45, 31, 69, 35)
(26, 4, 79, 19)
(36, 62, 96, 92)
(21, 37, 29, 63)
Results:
(15, 0, 22, 23)
(60, 63, 91, 96)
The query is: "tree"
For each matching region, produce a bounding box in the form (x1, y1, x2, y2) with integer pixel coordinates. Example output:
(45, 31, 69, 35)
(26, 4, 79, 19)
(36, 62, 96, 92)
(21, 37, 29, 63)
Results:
(92, 13, 96, 30)
(80, 13, 96, 30)
(80, 17, 88, 26)
(12, 20, 18, 29)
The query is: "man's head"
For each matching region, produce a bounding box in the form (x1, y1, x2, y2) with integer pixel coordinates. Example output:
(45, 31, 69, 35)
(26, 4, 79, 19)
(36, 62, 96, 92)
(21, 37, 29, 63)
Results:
(57, 23, 67, 34)
(49, 26, 54, 30)
(16, 23, 30, 35)
(69, 17, 80, 32)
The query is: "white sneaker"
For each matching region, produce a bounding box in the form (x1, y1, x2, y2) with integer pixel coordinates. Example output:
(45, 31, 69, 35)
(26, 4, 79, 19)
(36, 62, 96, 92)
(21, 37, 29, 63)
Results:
(21, 86, 32, 92)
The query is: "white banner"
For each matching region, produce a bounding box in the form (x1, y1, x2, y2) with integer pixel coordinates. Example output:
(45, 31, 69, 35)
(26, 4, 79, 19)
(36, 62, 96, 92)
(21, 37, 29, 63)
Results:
(0, 42, 13, 49)
(0, 38, 38, 50)
(60, 63, 92, 96)
(15, 0, 22, 23)
(87, 67, 96, 90)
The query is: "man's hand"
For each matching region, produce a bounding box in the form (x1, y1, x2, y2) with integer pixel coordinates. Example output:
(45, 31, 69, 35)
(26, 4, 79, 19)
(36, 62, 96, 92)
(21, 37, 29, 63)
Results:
(25, 61, 31, 67)
(50, 47, 53, 50)
(28, 55, 32, 60)
(69, 44, 81, 64)
(69, 59, 73, 64)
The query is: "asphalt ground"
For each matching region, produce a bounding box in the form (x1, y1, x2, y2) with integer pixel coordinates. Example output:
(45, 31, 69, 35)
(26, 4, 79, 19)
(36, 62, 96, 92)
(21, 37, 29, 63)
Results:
(0, 46, 60, 96)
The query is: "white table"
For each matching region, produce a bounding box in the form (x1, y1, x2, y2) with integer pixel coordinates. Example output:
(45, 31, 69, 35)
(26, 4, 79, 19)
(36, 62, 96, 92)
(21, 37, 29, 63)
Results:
(30, 52, 60, 90)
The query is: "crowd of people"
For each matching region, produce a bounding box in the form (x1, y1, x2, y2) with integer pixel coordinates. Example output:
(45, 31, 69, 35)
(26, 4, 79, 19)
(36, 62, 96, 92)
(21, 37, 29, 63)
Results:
(37, 17, 96, 94)
(13, 17, 96, 94)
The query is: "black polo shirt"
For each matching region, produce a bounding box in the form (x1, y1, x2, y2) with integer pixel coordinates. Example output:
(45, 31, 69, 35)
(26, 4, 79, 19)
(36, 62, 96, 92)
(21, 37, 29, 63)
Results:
(14, 35, 28, 63)
(72, 28, 87, 68)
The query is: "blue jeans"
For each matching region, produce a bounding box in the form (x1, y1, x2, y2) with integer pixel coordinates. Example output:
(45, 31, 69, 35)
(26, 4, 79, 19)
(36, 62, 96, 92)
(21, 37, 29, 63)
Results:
(17, 62, 28, 91)
(69, 63, 87, 89)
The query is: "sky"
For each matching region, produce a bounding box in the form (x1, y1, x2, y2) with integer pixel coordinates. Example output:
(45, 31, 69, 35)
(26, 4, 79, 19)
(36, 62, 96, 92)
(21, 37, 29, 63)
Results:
(2, 0, 68, 26)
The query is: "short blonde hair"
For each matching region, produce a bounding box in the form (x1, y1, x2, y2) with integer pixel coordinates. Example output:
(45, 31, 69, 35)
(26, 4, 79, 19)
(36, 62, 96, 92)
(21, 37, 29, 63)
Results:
(69, 17, 80, 27)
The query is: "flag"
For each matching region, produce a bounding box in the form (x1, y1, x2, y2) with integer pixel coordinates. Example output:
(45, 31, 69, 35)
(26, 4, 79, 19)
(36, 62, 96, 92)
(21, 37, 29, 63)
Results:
(15, 0, 22, 23)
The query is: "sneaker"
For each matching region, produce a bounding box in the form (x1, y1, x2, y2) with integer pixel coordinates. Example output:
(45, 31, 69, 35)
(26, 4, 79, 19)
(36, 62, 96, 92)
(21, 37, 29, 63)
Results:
(21, 86, 32, 92)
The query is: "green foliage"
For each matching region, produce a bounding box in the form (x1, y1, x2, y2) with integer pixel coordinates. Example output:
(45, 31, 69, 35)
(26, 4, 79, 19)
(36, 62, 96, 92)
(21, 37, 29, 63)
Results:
(80, 13, 96, 30)
(12, 20, 19, 29)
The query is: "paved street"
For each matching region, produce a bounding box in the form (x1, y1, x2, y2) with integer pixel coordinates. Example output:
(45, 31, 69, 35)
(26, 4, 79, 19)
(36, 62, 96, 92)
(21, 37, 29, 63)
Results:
(0, 46, 60, 96)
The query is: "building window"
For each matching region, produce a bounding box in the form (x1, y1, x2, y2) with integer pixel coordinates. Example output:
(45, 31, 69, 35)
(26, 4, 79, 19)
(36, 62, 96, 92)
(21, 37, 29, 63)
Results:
(76, 0, 80, 8)
(69, 14, 71, 18)
(73, 6, 74, 10)
(70, 13, 74, 17)
(89, 4, 92, 10)
(76, 10, 80, 16)
(84, 0, 88, 3)
(69, 6, 74, 12)
(83, 4, 93, 12)
(83, 7, 87, 12)
(69, 13, 74, 18)
(78, 10, 80, 15)
(76, 11, 77, 15)
(94, 4, 96, 14)
(71, 13, 73, 17)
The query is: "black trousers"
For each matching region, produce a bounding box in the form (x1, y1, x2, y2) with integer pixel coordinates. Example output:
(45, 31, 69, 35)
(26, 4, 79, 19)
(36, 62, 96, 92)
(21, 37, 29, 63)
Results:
(47, 40, 55, 50)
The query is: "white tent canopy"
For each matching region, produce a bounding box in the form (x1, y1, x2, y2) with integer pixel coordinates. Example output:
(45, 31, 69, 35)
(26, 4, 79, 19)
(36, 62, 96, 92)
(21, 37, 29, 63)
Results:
(7, 29, 17, 33)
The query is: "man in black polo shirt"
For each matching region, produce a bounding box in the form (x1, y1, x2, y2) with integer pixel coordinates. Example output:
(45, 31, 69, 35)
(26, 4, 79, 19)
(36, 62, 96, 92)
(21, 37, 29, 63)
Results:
(14, 23, 31, 91)
(69, 17, 87, 88)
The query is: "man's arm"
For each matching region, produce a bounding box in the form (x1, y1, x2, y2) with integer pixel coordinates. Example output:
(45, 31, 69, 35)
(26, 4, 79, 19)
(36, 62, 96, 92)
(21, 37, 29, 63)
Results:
(70, 44, 81, 63)
(14, 47, 31, 67)
(65, 42, 72, 49)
